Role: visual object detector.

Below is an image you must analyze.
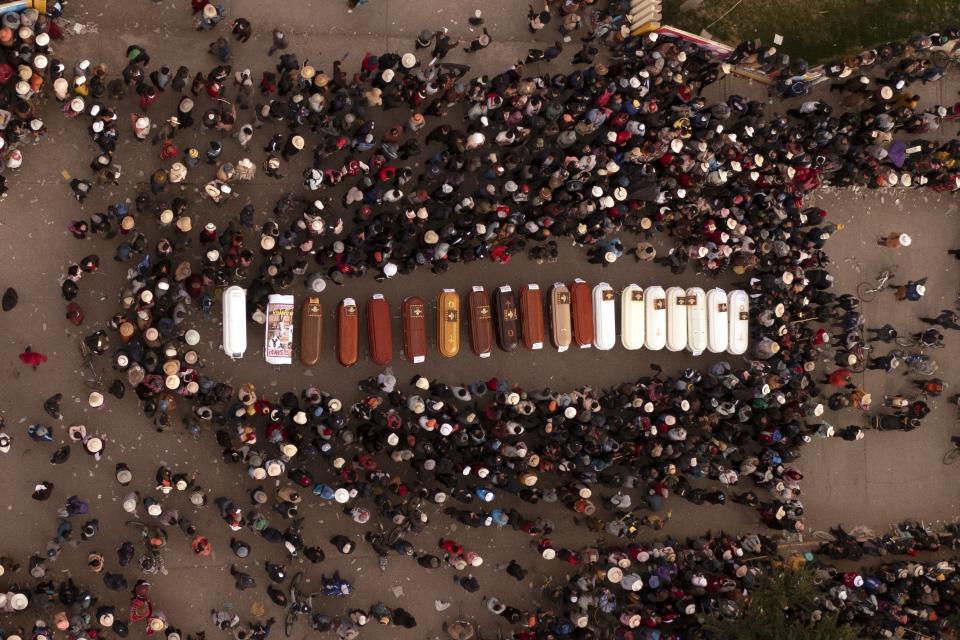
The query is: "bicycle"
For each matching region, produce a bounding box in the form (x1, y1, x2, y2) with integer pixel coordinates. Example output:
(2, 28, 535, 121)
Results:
(284, 571, 312, 637)
(476, 625, 505, 640)
(895, 335, 919, 348)
(384, 520, 412, 546)
(857, 265, 897, 302)
(812, 525, 878, 543)
(903, 352, 939, 376)
(125, 520, 169, 575)
(943, 436, 960, 465)
(78, 339, 104, 388)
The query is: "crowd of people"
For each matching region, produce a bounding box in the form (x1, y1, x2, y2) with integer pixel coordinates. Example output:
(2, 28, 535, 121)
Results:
(0, 0, 959, 637)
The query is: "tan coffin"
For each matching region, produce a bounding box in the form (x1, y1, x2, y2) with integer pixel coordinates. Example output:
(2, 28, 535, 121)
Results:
(550, 283, 572, 352)
(437, 289, 460, 358)
(337, 298, 359, 367)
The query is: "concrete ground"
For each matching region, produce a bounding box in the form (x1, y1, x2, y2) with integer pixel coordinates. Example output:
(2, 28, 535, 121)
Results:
(0, 0, 957, 637)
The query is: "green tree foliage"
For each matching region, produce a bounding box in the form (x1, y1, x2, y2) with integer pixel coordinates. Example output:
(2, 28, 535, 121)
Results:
(706, 568, 860, 640)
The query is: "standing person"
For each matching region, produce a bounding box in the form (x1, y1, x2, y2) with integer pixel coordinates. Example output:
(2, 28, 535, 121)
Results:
(571, 43, 598, 64)
(892, 278, 927, 301)
(524, 47, 545, 64)
(543, 40, 563, 61)
(866, 353, 900, 372)
(268, 29, 288, 56)
(70, 179, 92, 203)
(559, 11, 581, 37)
(415, 30, 435, 50)
(209, 37, 231, 62)
(281, 135, 304, 160)
(865, 324, 898, 342)
(825, 368, 855, 388)
(528, 1, 550, 32)
(463, 29, 491, 53)
(231, 18, 252, 42)
(920, 309, 960, 330)
(196, 3, 223, 31)
(432, 30, 459, 60)
(877, 232, 911, 248)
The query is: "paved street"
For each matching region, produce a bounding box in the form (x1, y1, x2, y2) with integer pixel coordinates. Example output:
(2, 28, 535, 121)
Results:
(0, 0, 957, 637)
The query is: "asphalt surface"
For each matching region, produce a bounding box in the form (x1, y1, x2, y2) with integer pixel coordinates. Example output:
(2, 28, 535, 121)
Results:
(0, 0, 957, 637)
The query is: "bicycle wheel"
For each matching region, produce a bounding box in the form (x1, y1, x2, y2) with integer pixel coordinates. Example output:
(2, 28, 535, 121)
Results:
(915, 361, 939, 376)
(283, 609, 297, 638)
(126, 520, 150, 533)
(943, 447, 960, 465)
(385, 524, 406, 546)
(289, 571, 304, 603)
(856, 282, 878, 302)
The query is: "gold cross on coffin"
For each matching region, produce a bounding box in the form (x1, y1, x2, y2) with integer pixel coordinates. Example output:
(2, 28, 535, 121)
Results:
(504, 309, 516, 320)
(558, 293, 569, 304)
(310, 304, 320, 313)
(412, 307, 423, 317)
(446, 310, 457, 322)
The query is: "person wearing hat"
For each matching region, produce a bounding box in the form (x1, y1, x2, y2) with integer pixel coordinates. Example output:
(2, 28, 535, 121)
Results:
(463, 28, 491, 53)
(400, 52, 419, 71)
(877, 232, 911, 248)
(115, 463, 133, 486)
(69, 178, 91, 203)
(197, 2, 222, 30)
(892, 277, 927, 302)
(32, 481, 54, 501)
(415, 29, 435, 49)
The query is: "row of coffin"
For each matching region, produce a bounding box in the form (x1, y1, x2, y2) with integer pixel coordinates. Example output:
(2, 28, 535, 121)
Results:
(222, 282, 750, 366)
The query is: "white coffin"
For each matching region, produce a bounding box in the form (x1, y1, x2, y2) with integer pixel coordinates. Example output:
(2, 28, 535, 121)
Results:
(644, 286, 666, 351)
(685, 287, 707, 355)
(620, 284, 644, 351)
(264, 294, 295, 365)
(665, 287, 688, 352)
(706, 288, 729, 354)
(222, 285, 247, 360)
(592, 283, 616, 350)
(728, 289, 749, 356)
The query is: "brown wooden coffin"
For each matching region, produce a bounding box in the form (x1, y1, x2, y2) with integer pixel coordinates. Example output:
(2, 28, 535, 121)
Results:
(366, 294, 392, 366)
(519, 284, 545, 350)
(550, 283, 572, 351)
(468, 286, 494, 358)
(402, 296, 427, 364)
(337, 298, 359, 367)
(299, 297, 323, 367)
(437, 289, 460, 358)
(569, 278, 593, 348)
(494, 285, 519, 352)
